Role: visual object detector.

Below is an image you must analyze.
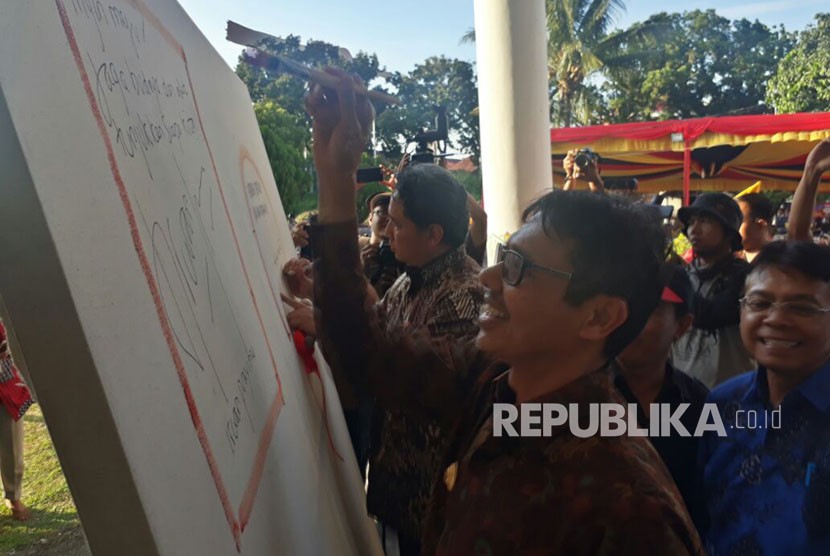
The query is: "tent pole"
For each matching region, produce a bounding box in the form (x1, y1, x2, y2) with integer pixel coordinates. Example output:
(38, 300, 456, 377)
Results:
(683, 141, 691, 206)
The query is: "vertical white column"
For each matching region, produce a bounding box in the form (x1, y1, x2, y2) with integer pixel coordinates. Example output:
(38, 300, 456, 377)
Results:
(474, 0, 552, 251)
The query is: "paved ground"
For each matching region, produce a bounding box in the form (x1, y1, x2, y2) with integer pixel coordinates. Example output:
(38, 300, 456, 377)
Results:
(3, 527, 90, 556)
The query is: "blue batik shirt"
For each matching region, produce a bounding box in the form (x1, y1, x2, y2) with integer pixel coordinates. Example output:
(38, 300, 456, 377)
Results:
(700, 360, 830, 556)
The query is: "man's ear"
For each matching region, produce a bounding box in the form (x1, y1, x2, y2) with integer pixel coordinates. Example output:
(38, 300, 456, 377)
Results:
(674, 313, 694, 340)
(579, 296, 628, 342)
(425, 223, 445, 248)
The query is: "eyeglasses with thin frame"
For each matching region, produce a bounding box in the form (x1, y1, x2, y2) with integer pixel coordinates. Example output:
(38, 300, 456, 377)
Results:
(739, 296, 830, 318)
(372, 208, 389, 218)
(495, 243, 572, 286)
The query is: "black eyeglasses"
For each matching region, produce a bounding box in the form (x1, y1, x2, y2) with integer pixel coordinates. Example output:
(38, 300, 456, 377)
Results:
(495, 243, 572, 286)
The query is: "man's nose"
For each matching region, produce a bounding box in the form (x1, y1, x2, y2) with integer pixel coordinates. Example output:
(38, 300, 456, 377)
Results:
(479, 263, 502, 291)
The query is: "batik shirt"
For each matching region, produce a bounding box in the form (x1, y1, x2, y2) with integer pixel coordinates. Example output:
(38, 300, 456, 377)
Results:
(700, 362, 830, 556)
(422, 365, 705, 556)
(311, 220, 486, 541)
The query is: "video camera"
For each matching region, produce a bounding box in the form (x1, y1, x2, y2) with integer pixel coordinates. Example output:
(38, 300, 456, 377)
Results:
(356, 105, 450, 183)
(410, 106, 449, 165)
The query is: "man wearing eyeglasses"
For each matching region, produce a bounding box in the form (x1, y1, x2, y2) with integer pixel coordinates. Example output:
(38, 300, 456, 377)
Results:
(699, 241, 830, 555)
(305, 70, 701, 555)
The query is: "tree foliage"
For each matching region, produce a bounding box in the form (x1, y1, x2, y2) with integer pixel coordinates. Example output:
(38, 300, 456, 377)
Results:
(546, 0, 671, 126)
(236, 35, 383, 113)
(252, 100, 313, 216)
(236, 36, 386, 215)
(599, 10, 794, 122)
(767, 13, 830, 114)
(375, 56, 480, 163)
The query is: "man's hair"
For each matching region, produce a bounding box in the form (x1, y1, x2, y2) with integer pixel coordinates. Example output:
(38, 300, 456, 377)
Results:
(370, 193, 391, 211)
(749, 240, 830, 282)
(739, 193, 774, 223)
(522, 190, 668, 358)
(393, 164, 469, 249)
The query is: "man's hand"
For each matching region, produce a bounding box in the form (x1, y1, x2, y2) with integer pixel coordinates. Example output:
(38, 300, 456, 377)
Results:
(360, 242, 380, 268)
(305, 68, 374, 223)
(563, 150, 576, 180)
(563, 150, 603, 192)
(573, 155, 602, 184)
(466, 192, 487, 248)
(804, 138, 830, 179)
(283, 257, 314, 300)
(790, 138, 830, 240)
(281, 293, 316, 337)
(291, 222, 309, 248)
(396, 152, 412, 175)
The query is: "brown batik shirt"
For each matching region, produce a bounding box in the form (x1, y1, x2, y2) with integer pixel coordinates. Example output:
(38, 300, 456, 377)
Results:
(422, 365, 705, 556)
(310, 220, 487, 542)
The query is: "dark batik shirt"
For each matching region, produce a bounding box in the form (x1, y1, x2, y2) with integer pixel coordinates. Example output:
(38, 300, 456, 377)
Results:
(700, 361, 830, 556)
(423, 365, 705, 556)
(612, 362, 709, 524)
(311, 220, 486, 541)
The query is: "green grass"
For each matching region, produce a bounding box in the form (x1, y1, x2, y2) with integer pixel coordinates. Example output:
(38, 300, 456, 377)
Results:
(0, 405, 81, 552)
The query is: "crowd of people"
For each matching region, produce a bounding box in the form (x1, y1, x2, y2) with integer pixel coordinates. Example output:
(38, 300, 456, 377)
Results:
(277, 70, 830, 556)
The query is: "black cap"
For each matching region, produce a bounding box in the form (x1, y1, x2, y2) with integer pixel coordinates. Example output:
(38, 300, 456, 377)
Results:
(678, 192, 743, 252)
(660, 264, 693, 316)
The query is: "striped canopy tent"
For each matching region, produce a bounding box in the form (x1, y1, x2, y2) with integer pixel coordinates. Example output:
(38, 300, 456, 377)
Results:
(550, 112, 830, 204)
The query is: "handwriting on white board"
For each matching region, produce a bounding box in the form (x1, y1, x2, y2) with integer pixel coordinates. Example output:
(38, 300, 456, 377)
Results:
(61, 0, 286, 541)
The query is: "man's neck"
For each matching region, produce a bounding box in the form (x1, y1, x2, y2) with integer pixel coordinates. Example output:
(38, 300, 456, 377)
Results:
(616, 359, 667, 411)
(696, 248, 732, 269)
(508, 351, 607, 403)
(412, 244, 452, 269)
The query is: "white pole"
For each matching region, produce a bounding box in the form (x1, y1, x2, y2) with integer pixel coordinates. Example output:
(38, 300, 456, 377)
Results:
(474, 0, 552, 251)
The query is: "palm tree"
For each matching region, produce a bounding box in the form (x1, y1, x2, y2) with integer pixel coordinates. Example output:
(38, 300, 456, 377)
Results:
(548, 0, 632, 126)
(461, 1, 664, 127)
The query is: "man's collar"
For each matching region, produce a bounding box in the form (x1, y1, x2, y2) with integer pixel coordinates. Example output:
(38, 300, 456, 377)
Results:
(611, 361, 678, 404)
(754, 359, 830, 413)
(490, 363, 616, 407)
(405, 244, 466, 293)
(785, 359, 830, 413)
(691, 253, 740, 280)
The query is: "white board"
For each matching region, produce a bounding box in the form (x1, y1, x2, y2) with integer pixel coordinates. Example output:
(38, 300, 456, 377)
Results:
(0, 1, 380, 554)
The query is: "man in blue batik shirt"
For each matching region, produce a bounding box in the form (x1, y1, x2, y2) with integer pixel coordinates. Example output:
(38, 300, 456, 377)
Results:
(700, 241, 830, 556)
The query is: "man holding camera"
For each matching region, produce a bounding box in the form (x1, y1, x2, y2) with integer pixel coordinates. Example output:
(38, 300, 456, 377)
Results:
(563, 149, 605, 193)
(360, 192, 404, 300)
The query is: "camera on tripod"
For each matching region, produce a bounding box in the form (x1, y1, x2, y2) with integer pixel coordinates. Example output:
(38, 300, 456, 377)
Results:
(410, 106, 449, 165)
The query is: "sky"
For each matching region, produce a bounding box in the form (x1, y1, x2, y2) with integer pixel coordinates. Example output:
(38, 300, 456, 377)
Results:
(176, 0, 827, 74)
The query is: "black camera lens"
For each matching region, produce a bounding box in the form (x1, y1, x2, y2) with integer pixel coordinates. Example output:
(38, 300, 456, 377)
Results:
(575, 154, 590, 168)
